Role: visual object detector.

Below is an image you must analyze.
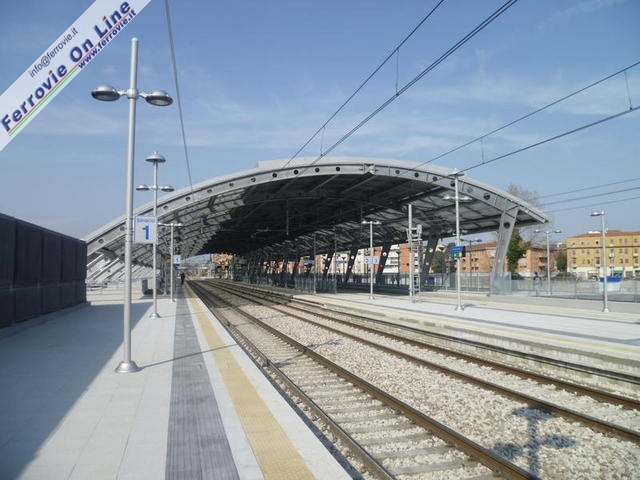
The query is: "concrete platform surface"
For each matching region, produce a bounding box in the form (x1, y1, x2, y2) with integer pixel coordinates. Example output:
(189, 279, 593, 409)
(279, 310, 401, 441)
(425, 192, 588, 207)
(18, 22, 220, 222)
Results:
(298, 290, 640, 362)
(0, 286, 351, 480)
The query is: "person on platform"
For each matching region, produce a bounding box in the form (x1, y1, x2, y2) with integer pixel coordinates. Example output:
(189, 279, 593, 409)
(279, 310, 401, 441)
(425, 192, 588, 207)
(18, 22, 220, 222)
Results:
(180, 272, 185, 285)
(533, 272, 541, 296)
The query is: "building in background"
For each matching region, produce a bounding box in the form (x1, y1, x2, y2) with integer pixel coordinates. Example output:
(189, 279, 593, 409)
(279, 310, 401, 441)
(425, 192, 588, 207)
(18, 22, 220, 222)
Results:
(566, 230, 640, 279)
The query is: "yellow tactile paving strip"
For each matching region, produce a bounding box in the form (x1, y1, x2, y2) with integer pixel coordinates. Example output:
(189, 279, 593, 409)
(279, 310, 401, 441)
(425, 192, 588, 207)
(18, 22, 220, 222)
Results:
(186, 290, 315, 480)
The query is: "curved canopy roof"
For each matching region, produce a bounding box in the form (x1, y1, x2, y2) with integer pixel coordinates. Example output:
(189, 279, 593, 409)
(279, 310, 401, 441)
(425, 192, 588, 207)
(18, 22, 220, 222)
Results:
(85, 157, 549, 279)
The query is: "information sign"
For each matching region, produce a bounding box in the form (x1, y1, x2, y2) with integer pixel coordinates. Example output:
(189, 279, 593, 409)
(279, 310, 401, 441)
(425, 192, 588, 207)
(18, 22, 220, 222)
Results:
(134, 216, 157, 244)
(173, 254, 182, 265)
(364, 256, 380, 265)
(450, 245, 466, 259)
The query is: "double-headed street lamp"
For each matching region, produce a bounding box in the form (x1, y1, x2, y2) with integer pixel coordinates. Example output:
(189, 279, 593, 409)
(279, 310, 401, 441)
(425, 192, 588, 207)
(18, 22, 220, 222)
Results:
(534, 228, 562, 296)
(443, 169, 472, 311)
(137, 152, 174, 318)
(159, 222, 183, 302)
(361, 220, 381, 300)
(590, 211, 609, 312)
(91, 37, 173, 374)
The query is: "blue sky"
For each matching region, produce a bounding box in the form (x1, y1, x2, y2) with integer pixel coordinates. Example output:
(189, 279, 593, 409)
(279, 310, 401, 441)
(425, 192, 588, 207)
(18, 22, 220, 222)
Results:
(0, 0, 638, 245)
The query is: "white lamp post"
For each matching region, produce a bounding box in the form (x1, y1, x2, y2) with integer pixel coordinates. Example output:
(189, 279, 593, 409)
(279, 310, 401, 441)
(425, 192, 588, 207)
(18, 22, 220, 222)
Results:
(443, 170, 471, 311)
(361, 220, 381, 299)
(137, 152, 174, 317)
(159, 222, 183, 302)
(534, 229, 562, 296)
(91, 37, 172, 374)
(590, 211, 609, 312)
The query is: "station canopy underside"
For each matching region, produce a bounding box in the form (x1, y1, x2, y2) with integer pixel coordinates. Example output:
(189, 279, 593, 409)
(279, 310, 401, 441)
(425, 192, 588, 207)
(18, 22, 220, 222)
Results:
(85, 157, 550, 278)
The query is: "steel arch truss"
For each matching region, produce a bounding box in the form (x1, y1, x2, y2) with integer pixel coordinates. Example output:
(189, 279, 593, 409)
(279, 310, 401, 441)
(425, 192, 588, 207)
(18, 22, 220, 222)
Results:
(85, 157, 550, 282)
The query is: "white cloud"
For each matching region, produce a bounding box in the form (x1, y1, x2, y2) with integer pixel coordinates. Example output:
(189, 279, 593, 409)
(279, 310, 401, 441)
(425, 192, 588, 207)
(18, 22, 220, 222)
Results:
(553, 0, 626, 18)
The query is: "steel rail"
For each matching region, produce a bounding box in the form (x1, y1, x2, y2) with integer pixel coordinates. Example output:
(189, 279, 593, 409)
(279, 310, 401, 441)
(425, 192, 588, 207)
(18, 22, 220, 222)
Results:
(206, 280, 640, 444)
(188, 281, 395, 480)
(191, 281, 538, 480)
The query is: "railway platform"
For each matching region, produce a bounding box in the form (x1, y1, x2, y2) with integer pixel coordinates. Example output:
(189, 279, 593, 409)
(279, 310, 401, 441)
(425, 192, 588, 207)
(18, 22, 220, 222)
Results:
(297, 290, 640, 364)
(0, 284, 351, 480)
(2, 282, 639, 480)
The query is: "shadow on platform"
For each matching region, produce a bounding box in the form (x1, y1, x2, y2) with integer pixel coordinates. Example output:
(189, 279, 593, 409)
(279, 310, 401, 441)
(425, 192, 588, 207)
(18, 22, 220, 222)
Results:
(0, 301, 150, 478)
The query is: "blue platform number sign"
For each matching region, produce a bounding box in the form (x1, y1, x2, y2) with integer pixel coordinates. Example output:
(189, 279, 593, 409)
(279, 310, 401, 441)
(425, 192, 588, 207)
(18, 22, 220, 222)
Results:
(134, 216, 157, 244)
(450, 245, 466, 259)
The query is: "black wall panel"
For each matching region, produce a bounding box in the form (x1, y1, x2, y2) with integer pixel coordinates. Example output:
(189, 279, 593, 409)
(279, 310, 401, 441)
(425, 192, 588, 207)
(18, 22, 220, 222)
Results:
(61, 238, 76, 282)
(14, 286, 41, 322)
(74, 280, 86, 304)
(14, 222, 43, 285)
(0, 214, 16, 286)
(60, 283, 75, 307)
(42, 285, 61, 313)
(1, 214, 86, 326)
(75, 242, 87, 281)
(41, 231, 62, 284)
(0, 290, 14, 326)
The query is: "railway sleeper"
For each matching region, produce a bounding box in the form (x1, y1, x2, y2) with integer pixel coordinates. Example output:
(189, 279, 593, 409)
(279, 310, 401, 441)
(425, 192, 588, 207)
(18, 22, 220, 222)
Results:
(373, 445, 452, 459)
(331, 411, 399, 423)
(389, 459, 482, 475)
(324, 402, 386, 414)
(304, 385, 361, 398)
(356, 432, 428, 446)
(344, 421, 414, 434)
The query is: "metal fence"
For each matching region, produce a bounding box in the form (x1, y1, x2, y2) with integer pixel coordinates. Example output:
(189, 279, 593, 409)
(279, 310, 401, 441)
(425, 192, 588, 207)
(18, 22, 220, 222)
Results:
(239, 270, 640, 303)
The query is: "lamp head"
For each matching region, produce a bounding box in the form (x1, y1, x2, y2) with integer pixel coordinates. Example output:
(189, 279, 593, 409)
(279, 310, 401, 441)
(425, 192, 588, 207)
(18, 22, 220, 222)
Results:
(146, 152, 166, 164)
(161, 185, 175, 192)
(141, 90, 173, 107)
(136, 184, 150, 191)
(590, 211, 605, 217)
(91, 85, 122, 101)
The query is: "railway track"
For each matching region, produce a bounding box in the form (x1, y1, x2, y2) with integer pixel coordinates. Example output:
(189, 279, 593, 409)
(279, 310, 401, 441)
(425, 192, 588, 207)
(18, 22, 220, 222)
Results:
(212, 280, 640, 395)
(190, 280, 640, 479)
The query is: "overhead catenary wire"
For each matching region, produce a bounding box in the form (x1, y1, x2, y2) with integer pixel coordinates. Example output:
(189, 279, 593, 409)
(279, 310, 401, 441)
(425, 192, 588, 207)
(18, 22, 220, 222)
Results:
(164, 0, 194, 191)
(284, 0, 448, 168)
(539, 177, 640, 199)
(424, 59, 640, 166)
(546, 194, 640, 214)
(540, 185, 640, 207)
(300, 0, 520, 171)
(461, 105, 640, 174)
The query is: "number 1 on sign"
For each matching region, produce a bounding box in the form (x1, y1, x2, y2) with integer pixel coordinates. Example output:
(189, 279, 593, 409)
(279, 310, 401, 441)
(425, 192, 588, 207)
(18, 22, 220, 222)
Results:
(142, 225, 150, 240)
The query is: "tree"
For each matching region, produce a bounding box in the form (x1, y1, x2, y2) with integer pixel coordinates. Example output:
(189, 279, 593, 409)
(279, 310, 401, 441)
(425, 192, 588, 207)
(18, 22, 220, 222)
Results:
(556, 249, 567, 273)
(506, 229, 529, 273)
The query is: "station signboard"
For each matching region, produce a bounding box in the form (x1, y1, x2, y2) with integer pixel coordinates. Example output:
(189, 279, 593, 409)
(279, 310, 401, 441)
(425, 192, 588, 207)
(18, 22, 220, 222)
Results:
(450, 245, 466, 259)
(134, 216, 156, 244)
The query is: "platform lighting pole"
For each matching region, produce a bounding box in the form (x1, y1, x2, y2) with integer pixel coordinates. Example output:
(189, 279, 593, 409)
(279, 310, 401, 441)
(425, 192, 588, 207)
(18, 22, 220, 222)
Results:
(443, 170, 471, 311)
(91, 38, 173, 374)
(534, 229, 561, 296)
(137, 152, 174, 317)
(159, 222, 183, 302)
(590, 212, 609, 312)
(361, 220, 381, 300)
